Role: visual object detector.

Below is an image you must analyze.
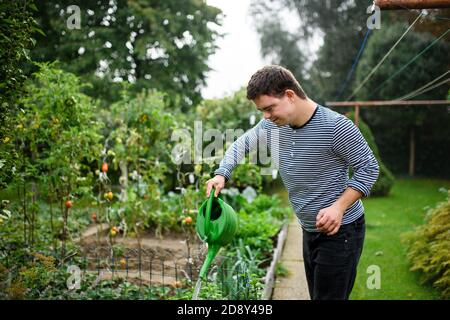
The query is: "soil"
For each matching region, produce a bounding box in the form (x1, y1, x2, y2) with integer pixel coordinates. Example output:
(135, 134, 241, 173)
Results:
(76, 223, 207, 285)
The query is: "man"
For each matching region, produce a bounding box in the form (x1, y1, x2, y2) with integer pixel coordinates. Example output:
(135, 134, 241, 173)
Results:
(205, 65, 379, 300)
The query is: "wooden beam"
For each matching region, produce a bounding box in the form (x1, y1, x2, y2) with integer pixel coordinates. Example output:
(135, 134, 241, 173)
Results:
(326, 100, 450, 107)
(374, 0, 450, 10)
(355, 105, 360, 127)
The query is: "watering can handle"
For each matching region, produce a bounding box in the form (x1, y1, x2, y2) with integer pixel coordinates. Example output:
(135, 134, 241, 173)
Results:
(205, 187, 215, 238)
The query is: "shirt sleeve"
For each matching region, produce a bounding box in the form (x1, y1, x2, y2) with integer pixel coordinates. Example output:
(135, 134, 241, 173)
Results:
(214, 119, 268, 182)
(332, 115, 380, 197)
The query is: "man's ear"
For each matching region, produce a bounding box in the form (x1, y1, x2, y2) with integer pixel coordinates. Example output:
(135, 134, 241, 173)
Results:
(285, 89, 295, 100)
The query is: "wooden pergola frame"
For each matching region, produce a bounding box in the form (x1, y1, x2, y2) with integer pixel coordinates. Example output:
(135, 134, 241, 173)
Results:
(375, 0, 450, 10)
(325, 1, 450, 175)
(326, 100, 450, 127)
(325, 100, 450, 176)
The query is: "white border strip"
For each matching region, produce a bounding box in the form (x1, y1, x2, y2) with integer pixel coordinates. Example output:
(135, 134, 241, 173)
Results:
(262, 222, 289, 300)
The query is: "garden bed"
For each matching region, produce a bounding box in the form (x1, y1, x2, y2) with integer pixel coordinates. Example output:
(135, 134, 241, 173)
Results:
(76, 223, 206, 286)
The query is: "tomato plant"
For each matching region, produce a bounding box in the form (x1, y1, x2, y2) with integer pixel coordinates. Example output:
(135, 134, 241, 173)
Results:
(10, 63, 103, 256)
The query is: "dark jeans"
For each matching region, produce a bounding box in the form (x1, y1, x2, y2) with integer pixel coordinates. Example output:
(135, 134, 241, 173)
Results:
(302, 215, 365, 300)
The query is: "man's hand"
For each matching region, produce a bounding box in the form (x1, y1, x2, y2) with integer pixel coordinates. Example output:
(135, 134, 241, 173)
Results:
(316, 204, 345, 236)
(206, 175, 226, 197)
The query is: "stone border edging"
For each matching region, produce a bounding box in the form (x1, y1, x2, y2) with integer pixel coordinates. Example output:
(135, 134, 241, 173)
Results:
(262, 221, 289, 300)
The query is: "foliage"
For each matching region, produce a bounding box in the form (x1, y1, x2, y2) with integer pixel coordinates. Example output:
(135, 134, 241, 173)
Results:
(0, 0, 41, 189)
(0, 250, 57, 299)
(231, 164, 263, 192)
(0, 253, 187, 300)
(350, 178, 450, 300)
(275, 262, 289, 278)
(196, 89, 257, 132)
(355, 23, 450, 178)
(102, 89, 179, 240)
(356, 24, 449, 102)
(402, 190, 450, 299)
(213, 240, 266, 300)
(251, 1, 448, 103)
(243, 194, 290, 221)
(250, 0, 374, 101)
(31, 0, 223, 110)
(251, 1, 450, 178)
(197, 89, 276, 190)
(234, 194, 289, 255)
(169, 280, 224, 300)
(10, 63, 103, 254)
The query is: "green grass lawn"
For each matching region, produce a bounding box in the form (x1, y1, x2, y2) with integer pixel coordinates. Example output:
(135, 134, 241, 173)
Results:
(350, 177, 450, 300)
(270, 177, 450, 300)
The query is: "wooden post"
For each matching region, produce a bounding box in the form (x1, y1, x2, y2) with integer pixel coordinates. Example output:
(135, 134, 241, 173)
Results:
(354, 105, 360, 127)
(375, 0, 450, 10)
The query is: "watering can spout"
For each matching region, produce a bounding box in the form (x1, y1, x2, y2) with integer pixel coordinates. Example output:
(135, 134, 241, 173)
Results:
(198, 244, 220, 279)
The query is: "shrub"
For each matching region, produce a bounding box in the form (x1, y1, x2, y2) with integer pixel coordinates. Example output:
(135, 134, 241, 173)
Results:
(402, 190, 450, 299)
(236, 195, 289, 253)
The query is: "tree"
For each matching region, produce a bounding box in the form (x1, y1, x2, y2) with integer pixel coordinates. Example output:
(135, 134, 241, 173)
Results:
(0, 0, 41, 189)
(354, 24, 450, 176)
(249, 0, 310, 92)
(250, 1, 450, 177)
(31, 0, 222, 110)
(250, 0, 373, 102)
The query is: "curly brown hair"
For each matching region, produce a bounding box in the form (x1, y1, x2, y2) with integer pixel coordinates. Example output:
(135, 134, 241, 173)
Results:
(246, 65, 307, 100)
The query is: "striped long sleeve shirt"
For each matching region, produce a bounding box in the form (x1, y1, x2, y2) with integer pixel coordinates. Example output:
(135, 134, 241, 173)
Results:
(214, 104, 380, 232)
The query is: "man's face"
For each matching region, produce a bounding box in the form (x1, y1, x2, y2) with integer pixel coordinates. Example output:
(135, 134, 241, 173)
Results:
(254, 92, 294, 126)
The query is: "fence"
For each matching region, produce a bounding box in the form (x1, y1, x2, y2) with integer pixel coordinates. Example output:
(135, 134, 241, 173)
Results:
(62, 245, 263, 300)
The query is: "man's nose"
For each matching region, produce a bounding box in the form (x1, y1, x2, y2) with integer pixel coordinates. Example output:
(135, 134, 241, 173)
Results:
(263, 112, 270, 119)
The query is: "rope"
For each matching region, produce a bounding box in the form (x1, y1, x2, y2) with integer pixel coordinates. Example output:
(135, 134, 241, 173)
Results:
(370, 28, 450, 97)
(335, 28, 372, 101)
(396, 70, 450, 100)
(399, 78, 450, 100)
(345, 11, 423, 101)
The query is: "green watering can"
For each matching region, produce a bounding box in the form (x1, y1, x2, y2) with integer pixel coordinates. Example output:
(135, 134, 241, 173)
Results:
(196, 188, 238, 279)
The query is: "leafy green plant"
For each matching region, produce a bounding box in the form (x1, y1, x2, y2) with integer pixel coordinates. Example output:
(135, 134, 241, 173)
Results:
(169, 280, 223, 300)
(242, 194, 290, 221)
(103, 89, 179, 245)
(11, 63, 103, 255)
(0, 0, 42, 191)
(275, 262, 289, 278)
(213, 240, 266, 300)
(231, 164, 263, 192)
(196, 89, 257, 133)
(233, 193, 289, 256)
(402, 189, 450, 299)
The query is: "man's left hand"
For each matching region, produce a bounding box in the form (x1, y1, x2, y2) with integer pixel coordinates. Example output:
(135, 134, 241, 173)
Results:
(316, 205, 345, 236)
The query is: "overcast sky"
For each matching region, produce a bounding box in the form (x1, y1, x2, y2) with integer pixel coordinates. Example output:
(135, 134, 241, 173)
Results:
(201, 0, 322, 100)
(201, 0, 268, 99)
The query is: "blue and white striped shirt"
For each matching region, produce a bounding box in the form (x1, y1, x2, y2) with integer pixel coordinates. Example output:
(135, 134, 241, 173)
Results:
(214, 104, 380, 232)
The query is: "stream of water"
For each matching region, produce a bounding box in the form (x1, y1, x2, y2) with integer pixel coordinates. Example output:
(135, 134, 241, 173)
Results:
(191, 278, 202, 300)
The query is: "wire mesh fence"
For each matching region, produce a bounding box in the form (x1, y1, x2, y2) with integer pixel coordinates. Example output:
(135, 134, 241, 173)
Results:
(64, 245, 264, 300)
